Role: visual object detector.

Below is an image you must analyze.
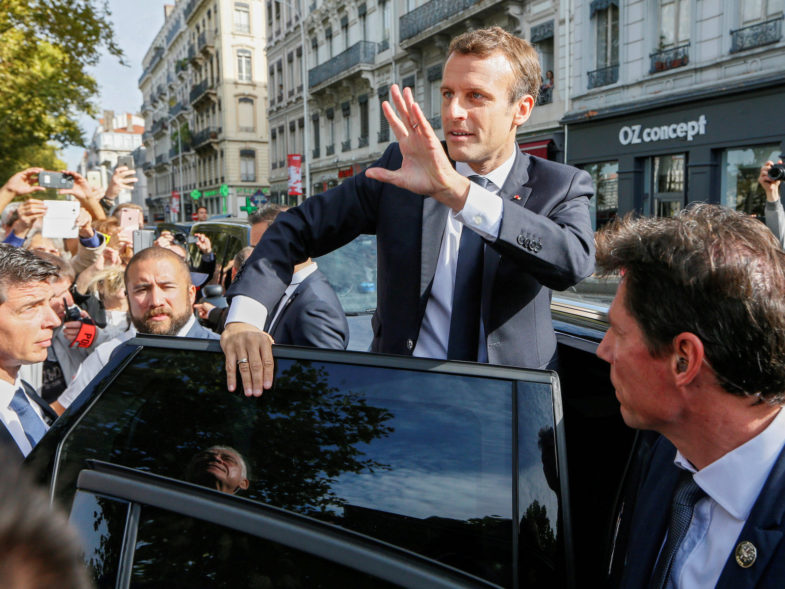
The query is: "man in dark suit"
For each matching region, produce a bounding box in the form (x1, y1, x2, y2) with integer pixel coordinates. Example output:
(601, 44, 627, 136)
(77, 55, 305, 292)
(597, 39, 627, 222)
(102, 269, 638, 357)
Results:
(222, 26, 595, 396)
(0, 245, 60, 459)
(53, 246, 219, 414)
(596, 205, 785, 588)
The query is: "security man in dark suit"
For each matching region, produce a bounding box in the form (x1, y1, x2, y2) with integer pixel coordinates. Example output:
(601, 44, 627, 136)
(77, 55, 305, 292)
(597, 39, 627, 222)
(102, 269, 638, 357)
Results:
(222, 26, 595, 396)
(597, 205, 785, 588)
(0, 245, 60, 459)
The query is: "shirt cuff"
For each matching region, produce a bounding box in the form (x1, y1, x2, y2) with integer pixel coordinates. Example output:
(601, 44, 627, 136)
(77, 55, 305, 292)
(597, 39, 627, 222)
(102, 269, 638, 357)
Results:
(79, 232, 104, 248)
(225, 295, 269, 332)
(454, 182, 503, 240)
(3, 232, 24, 247)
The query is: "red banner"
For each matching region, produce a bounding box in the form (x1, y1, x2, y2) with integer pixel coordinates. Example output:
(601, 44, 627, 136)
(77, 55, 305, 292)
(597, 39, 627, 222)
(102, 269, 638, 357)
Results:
(288, 154, 302, 196)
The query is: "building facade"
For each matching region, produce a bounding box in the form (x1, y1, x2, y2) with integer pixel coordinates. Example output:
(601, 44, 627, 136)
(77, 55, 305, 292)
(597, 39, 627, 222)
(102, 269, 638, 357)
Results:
(78, 111, 146, 209)
(139, 0, 270, 222)
(563, 0, 785, 230)
(266, 0, 569, 204)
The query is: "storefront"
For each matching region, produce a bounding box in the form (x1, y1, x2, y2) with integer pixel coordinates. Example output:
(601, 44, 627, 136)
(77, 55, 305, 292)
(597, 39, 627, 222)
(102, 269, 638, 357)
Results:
(563, 80, 785, 230)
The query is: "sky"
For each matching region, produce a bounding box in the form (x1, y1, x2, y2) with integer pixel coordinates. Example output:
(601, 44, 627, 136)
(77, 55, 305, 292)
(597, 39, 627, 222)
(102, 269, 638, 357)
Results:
(62, 0, 169, 169)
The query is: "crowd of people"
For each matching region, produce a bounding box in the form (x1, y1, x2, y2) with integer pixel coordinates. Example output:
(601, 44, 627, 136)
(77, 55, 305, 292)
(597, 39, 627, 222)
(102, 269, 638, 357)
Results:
(1, 25, 785, 588)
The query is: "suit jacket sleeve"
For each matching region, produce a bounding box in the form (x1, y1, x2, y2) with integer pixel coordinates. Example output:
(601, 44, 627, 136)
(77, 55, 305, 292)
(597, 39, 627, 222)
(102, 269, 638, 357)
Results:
(493, 164, 595, 291)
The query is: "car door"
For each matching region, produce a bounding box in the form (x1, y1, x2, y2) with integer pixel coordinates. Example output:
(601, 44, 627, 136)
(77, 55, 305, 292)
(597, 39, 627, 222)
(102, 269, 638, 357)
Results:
(28, 339, 571, 588)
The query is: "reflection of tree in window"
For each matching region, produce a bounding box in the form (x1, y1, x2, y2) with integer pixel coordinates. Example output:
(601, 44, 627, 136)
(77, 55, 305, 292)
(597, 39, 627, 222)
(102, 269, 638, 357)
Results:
(595, 2, 619, 68)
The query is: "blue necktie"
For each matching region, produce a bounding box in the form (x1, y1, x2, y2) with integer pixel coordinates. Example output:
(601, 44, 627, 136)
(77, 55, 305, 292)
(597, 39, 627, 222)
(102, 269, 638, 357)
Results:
(447, 175, 488, 361)
(9, 388, 47, 448)
(650, 471, 705, 589)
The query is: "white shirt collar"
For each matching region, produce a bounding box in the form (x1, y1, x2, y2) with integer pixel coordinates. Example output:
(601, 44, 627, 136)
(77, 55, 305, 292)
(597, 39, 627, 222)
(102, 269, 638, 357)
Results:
(674, 407, 785, 520)
(0, 376, 24, 409)
(454, 144, 517, 193)
(291, 261, 318, 286)
(176, 314, 197, 337)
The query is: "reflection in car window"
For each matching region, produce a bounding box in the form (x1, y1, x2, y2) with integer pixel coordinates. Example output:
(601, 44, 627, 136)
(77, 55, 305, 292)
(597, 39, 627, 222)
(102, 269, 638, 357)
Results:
(56, 347, 561, 586)
(314, 234, 378, 315)
(130, 505, 400, 588)
(69, 491, 128, 589)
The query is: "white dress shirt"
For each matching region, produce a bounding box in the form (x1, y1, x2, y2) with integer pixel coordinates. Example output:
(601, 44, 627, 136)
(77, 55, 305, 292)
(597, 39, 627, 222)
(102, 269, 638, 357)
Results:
(57, 315, 199, 410)
(0, 376, 48, 456)
(667, 407, 785, 588)
(226, 145, 516, 361)
(267, 262, 318, 331)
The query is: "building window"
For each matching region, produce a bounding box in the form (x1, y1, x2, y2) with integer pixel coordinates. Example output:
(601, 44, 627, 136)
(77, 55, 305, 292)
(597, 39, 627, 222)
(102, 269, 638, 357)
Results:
(721, 144, 780, 217)
(359, 6, 367, 41)
(596, 1, 619, 69)
(377, 86, 389, 142)
(359, 96, 369, 146)
(381, 1, 391, 44)
(237, 97, 254, 132)
(237, 49, 252, 82)
(312, 115, 321, 158)
(742, 0, 781, 24)
(234, 2, 250, 33)
(658, 0, 690, 47)
(326, 27, 333, 58)
(240, 149, 256, 182)
(583, 161, 619, 231)
(341, 15, 349, 51)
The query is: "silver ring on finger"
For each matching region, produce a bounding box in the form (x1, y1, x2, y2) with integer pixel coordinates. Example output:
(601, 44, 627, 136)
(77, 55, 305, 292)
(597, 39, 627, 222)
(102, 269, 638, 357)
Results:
(237, 358, 249, 365)
(411, 122, 419, 129)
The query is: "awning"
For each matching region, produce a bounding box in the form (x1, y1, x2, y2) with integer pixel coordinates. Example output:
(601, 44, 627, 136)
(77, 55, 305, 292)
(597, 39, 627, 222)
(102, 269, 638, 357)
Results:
(519, 139, 552, 159)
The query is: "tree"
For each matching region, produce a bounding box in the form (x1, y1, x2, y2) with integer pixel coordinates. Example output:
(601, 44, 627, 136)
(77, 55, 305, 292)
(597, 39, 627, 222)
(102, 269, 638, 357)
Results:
(0, 0, 123, 180)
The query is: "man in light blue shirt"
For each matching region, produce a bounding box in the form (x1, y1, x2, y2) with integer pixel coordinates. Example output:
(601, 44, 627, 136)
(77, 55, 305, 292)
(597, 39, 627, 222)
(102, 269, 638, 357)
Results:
(596, 204, 785, 588)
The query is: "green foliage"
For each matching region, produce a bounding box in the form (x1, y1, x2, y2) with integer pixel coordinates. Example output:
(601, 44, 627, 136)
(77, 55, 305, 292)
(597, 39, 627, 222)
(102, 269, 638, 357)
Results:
(0, 0, 123, 180)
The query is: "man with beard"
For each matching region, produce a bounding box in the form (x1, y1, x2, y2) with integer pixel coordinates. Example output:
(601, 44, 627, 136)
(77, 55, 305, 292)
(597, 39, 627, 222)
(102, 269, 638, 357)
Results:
(52, 247, 218, 415)
(184, 445, 250, 494)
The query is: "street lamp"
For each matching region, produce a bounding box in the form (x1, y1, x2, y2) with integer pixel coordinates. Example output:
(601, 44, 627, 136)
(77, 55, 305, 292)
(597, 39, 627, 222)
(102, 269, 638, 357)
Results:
(275, 0, 310, 203)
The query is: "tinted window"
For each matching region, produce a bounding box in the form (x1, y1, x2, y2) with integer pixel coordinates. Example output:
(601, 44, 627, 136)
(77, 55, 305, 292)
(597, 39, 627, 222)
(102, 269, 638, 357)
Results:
(314, 234, 377, 314)
(69, 491, 129, 589)
(55, 346, 561, 586)
(130, 505, 399, 588)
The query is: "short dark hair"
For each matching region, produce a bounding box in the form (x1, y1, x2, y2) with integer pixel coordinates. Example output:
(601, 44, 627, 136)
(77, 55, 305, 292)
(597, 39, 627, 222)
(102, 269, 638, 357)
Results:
(32, 251, 75, 285)
(197, 205, 208, 212)
(233, 246, 254, 270)
(248, 204, 287, 227)
(0, 244, 59, 304)
(596, 204, 785, 403)
(124, 246, 192, 287)
(448, 26, 541, 104)
(0, 447, 92, 589)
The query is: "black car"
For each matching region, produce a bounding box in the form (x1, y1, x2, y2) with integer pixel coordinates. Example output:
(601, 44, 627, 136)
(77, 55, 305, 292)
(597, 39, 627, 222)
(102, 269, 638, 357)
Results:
(25, 283, 635, 588)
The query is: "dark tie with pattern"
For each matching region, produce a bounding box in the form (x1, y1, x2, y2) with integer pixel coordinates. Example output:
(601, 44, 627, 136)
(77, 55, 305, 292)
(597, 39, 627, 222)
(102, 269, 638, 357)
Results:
(650, 471, 705, 589)
(9, 388, 47, 447)
(447, 175, 489, 361)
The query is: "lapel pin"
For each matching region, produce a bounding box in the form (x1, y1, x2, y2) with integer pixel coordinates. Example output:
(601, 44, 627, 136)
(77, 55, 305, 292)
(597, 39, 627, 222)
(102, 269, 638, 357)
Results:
(513, 195, 521, 200)
(735, 540, 757, 568)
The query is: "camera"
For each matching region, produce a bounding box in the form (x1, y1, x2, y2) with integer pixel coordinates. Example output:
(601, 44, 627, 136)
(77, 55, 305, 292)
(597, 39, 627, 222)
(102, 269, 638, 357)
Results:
(173, 232, 198, 245)
(768, 164, 785, 181)
(64, 301, 82, 323)
(38, 171, 75, 189)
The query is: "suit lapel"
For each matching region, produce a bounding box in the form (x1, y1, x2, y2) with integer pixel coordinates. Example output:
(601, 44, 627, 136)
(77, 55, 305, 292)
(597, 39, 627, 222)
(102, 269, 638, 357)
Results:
(0, 423, 23, 460)
(481, 149, 532, 324)
(716, 443, 785, 588)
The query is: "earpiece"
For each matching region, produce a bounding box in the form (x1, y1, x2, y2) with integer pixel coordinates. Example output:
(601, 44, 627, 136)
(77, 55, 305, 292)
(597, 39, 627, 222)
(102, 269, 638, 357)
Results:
(676, 357, 688, 373)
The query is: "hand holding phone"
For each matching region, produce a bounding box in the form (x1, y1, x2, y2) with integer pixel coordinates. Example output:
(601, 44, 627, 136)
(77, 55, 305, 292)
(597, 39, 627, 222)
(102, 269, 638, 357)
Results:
(42, 200, 80, 239)
(38, 171, 75, 190)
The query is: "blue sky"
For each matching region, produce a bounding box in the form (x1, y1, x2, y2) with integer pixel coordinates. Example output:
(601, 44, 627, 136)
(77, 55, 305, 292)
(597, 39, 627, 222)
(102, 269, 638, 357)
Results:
(62, 0, 167, 168)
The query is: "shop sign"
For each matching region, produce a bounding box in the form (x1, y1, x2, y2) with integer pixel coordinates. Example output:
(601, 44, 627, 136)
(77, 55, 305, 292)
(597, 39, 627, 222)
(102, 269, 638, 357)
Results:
(618, 115, 707, 146)
(338, 166, 353, 178)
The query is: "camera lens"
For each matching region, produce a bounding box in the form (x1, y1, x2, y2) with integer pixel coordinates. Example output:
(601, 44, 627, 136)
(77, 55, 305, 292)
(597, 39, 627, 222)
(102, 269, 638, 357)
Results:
(173, 232, 187, 243)
(768, 164, 785, 181)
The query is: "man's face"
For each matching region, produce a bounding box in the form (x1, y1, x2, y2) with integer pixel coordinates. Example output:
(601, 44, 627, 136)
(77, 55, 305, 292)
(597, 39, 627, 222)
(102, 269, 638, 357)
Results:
(126, 257, 196, 335)
(28, 234, 60, 256)
(189, 447, 249, 494)
(250, 221, 270, 247)
(0, 280, 60, 379)
(49, 276, 74, 322)
(440, 51, 532, 174)
(196, 207, 208, 222)
(596, 281, 680, 432)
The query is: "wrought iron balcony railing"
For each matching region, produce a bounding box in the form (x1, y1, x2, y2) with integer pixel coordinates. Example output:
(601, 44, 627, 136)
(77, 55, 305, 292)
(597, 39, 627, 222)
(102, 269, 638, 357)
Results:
(587, 64, 619, 89)
(308, 41, 377, 88)
(730, 16, 783, 53)
(326, 144, 335, 156)
(342, 140, 351, 152)
(358, 136, 369, 148)
(378, 128, 390, 143)
(649, 43, 690, 74)
(400, 0, 481, 41)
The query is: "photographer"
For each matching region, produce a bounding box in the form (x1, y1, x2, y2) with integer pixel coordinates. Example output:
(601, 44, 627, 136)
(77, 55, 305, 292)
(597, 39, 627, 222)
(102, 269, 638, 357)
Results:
(759, 159, 785, 248)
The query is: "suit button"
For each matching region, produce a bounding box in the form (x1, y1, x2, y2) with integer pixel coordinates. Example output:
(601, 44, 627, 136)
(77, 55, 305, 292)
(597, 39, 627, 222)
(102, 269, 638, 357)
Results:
(517, 234, 525, 246)
(406, 338, 414, 351)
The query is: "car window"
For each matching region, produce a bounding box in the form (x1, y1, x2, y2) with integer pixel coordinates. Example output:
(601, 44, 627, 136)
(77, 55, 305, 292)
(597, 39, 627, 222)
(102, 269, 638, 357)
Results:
(53, 344, 563, 587)
(314, 234, 378, 315)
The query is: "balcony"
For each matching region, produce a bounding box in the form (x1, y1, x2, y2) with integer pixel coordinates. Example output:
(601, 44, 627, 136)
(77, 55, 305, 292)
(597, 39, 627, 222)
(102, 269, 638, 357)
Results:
(169, 143, 192, 159)
(175, 58, 189, 76)
(341, 140, 351, 152)
(187, 44, 197, 63)
(165, 18, 182, 46)
(192, 126, 220, 149)
(649, 43, 690, 74)
(154, 153, 170, 167)
(730, 16, 783, 53)
(197, 30, 215, 54)
(587, 64, 619, 89)
(358, 136, 369, 148)
(378, 128, 390, 143)
(142, 161, 153, 171)
(400, 0, 481, 42)
(326, 144, 335, 156)
(151, 119, 167, 136)
(169, 101, 186, 117)
(142, 131, 153, 143)
(312, 147, 320, 159)
(156, 84, 165, 97)
(308, 41, 377, 88)
(189, 79, 216, 106)
(184, 0, 205, 22)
